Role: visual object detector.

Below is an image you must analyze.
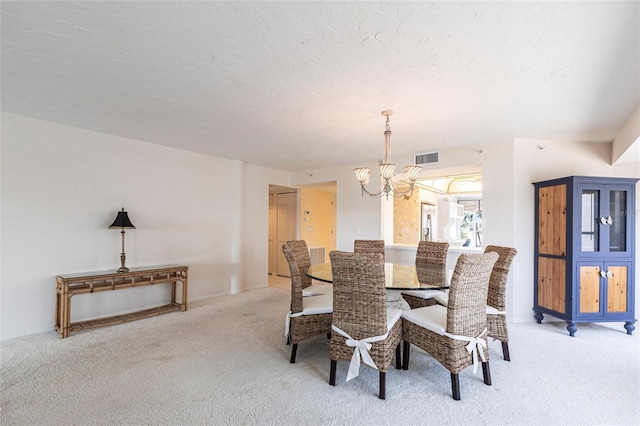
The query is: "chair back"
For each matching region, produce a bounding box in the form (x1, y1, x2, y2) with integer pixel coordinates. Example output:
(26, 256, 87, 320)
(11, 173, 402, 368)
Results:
(282, 241, 311, 314)
(330, 251, 387, 340)
(446, 252, 499, 337)
(354, 240, 385, 262)
(415, 241, 449, 268)
(284, 240, 312, 287)
(483, 245, 518, 311)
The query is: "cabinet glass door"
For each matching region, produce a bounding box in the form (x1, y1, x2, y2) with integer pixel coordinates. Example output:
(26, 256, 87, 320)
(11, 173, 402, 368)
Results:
(581, 186, 629, 255)
(607, 190, 627, 252)
(581, 190, 599, 252)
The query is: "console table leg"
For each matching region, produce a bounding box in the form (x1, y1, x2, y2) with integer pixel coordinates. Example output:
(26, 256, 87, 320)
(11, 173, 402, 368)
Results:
(55, 289, 61, 336)
(64, 294, 73, 338)
(57, 291, 70, 339)
(182, 278, 188, 311)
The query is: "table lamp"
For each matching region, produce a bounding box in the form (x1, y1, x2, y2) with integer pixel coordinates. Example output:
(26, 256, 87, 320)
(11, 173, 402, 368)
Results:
(109, 207, 136, 273)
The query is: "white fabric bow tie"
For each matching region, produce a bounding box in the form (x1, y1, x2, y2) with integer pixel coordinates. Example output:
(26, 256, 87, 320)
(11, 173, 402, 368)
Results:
(464, 332, 487, 376)
(284, 311, 303, 337)
(332, 324, 389, 381)
(441, 327, 488, 376)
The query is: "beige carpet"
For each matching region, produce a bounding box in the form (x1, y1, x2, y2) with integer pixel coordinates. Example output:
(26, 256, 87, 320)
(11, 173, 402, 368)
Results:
(1, 286, 639, 425)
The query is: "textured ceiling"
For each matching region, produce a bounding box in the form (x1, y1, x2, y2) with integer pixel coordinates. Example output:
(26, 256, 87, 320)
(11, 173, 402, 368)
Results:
(1, 1, 639, 172)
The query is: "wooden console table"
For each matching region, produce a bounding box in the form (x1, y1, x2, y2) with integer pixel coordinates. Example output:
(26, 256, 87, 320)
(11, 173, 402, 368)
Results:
(55, 265, 188, 338)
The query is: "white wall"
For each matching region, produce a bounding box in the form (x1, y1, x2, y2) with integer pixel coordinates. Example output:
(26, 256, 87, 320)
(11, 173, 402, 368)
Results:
(293, 139, 639, 328)
(241, 164, 292, 291)
(293, 143, 516, 259)
(612, 104, 640, 164)
(293, 142, 520, 315)
(512, 139, 640, 323)
(292, 161, 383, 250)
(0, 113, 285, 340)
(2, 112, 638, 340)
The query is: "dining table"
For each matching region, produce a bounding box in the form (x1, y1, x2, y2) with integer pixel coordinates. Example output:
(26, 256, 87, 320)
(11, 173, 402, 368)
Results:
(306, 262, 450, 309)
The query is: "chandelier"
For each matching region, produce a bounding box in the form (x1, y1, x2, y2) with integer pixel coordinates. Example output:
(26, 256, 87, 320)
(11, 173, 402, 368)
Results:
(353, 110, 422, 199)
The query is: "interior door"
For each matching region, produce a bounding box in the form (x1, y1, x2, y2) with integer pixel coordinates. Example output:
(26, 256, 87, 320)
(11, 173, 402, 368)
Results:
(268, 194, 276, 275)
(277, 191, 298, 276)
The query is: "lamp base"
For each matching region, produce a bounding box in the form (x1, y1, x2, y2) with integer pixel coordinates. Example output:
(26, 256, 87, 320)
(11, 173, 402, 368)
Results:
(117, 253, 129, 273)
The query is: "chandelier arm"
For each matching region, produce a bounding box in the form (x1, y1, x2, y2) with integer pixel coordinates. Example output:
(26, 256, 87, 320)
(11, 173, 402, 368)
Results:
(359, 182, 388, 198)
(358, 179, 417, 199)
(386, 181, 417, 198)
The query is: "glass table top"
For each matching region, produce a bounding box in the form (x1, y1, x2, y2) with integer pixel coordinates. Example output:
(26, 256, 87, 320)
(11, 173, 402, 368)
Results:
(306, 262, 449, 290)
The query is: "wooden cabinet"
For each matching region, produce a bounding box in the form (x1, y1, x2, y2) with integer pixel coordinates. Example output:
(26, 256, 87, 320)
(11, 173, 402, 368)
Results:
(533, 176, 638, 336)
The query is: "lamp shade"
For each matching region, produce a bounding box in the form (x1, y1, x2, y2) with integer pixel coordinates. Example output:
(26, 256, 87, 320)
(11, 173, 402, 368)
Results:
(353, 167, 371, 185)
(405, 165, 422, 182)
(109, 208, 135, 229)
(380, 163, 396, 180)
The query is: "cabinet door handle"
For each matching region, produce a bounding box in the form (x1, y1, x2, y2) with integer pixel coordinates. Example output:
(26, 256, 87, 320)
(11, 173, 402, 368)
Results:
(600, 216, 613, 225)
(600, 270, 613, 278)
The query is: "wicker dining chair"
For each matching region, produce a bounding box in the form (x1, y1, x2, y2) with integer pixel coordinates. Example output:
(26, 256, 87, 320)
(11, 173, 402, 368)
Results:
(282, 241, 333, 364)
(483, 245, 518, 361)
(353, 239, 385, 262)
(426, 245, 518, 361)
(402, 252, 498, 400)
(284, 240, 331, 297)
(329, 251, 402, 400)
(401, 241, 449, 309)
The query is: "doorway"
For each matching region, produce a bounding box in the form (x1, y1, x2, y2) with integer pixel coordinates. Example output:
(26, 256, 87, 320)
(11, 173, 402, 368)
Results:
(420, 202, 436, 241)
(268, 186, 298, 277)
(388, 166, 483, 246)
(268, 182, 337, 280)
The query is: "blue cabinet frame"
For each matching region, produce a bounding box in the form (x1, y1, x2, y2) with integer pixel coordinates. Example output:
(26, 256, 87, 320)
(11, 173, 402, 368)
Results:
(533, 176, 637, 336)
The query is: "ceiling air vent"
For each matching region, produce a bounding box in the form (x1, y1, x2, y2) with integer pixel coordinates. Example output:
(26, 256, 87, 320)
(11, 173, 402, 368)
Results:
(414, 151, 439, 165)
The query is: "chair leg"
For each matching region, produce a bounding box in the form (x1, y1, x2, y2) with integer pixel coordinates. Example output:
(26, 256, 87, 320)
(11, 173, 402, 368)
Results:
(286, 335, 290, 345)
(379, 371, 386, 400)
(402, 341, 410, 370)
(329, 360, 337, 386)
(451, 373, 461, 400)
(289, 344, 298, 363)
(482, 361, 492, 386)
(501, 341, 510, 361)
(327, 332, 331, 339)
(395, 344, 401, 369)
